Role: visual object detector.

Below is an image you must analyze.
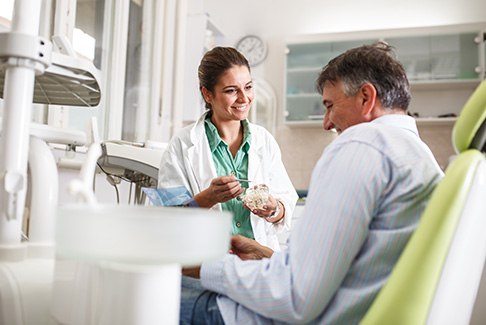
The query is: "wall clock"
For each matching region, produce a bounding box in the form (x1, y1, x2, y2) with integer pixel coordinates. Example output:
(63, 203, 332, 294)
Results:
(235, 35, 268, 67)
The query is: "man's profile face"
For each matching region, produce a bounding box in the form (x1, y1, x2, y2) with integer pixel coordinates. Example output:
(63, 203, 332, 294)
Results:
(321, 81, 364, 134)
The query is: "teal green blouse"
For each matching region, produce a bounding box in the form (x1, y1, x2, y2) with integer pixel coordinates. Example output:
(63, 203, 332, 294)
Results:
(204, 116, 254, 239)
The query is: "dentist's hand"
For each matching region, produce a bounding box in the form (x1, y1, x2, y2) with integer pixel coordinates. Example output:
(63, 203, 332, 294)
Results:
(194, 175, 245, 208)
(243, 194, 277, 217)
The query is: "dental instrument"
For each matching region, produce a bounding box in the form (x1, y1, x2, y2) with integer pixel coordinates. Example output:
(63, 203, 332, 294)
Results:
(234, 178, 252, 183)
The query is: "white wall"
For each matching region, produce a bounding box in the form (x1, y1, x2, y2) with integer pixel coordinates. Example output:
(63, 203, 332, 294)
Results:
(204, 0, 486, 125)
(205, 0, 486, 36)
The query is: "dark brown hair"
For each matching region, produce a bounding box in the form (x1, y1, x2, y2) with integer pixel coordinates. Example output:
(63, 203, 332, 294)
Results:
(198, 47, 251, 109)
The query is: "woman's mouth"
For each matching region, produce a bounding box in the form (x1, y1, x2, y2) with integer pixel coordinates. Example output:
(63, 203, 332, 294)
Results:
(233, 105, 248, 112)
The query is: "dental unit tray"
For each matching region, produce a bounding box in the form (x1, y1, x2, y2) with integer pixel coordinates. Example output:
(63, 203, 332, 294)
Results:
(98, 141, 164, 183)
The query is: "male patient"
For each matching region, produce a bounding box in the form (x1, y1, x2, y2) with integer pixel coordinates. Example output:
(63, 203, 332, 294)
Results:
(179, 42, 444, 324)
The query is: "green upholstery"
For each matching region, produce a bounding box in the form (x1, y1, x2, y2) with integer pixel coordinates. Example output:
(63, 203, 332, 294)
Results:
(361, 150, 486, 325)
(452, 80, 486, 153)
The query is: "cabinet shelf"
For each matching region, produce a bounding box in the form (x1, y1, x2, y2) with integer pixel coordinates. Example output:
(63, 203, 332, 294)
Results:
(410, 79, 481, 90)
(415, 117, 457, 125)
(285, 120, 323, 128)
(284, 117, 457, 128)
(286, 93, 320, 98)
(287, 67, 321, 73)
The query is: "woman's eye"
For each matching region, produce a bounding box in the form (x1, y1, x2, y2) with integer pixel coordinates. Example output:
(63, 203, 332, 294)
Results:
(224, 89, 237, 94)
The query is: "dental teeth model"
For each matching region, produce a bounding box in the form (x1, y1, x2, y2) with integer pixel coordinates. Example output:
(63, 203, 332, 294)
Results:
(240, 184, 270, 210)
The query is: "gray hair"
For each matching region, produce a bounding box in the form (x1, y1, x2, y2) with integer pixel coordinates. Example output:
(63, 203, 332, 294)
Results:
(316, 42, 411, 111)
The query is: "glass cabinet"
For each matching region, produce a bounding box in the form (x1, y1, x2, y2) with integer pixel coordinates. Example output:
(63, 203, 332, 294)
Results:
(388, 33, 480, 82)
(284, 24, 486, 125)
(285, 40, 377, 122)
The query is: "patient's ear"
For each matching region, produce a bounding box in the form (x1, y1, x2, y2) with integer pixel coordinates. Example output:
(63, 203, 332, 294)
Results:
(359, 83, 377, 116)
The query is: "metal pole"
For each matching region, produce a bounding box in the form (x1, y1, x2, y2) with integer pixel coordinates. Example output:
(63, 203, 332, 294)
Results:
(0, 0, 41, 251)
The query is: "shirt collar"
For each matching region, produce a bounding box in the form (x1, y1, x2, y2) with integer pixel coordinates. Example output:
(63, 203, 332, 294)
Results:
(241, 119, 251, 153)
(204, 115, 220, 152)
(371, 114, 419, 137)
(204, 115, 252, 153)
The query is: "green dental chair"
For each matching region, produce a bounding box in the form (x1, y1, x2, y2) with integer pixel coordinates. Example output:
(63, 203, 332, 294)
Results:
(361, 79, 486, 325)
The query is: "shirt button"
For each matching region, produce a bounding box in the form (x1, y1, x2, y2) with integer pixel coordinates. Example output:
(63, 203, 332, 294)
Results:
(236, 222, 241, 227)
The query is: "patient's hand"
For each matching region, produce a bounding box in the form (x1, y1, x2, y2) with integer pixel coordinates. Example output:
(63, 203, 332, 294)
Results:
(230, 235, 274, 260)
(182, 266, 200, 279)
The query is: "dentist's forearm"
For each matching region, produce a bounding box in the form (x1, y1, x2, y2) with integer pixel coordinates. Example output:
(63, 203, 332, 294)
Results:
(194, 190, 217, 208)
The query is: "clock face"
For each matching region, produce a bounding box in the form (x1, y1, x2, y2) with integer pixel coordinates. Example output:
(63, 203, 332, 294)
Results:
(235, 35, 267, 67)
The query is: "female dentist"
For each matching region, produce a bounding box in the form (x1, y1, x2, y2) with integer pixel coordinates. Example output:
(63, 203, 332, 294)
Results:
(158, 47, 297, 251)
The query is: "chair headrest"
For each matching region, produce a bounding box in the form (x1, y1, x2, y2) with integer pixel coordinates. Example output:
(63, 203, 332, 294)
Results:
(452, 80, 486, 154)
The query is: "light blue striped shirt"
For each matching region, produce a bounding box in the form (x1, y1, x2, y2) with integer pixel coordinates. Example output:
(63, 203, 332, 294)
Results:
(200, 114, 444, 324)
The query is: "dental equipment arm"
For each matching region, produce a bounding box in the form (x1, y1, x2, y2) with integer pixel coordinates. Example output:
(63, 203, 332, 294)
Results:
(68, 142, 102, 204)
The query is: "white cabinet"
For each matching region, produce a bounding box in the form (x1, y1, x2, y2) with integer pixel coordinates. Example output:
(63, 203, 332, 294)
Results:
(284, 23, 486, 125)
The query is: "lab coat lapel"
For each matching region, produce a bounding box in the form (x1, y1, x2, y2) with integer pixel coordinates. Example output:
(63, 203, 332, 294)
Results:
(248, 126, 265, 183)
(186, 115, 217, 193)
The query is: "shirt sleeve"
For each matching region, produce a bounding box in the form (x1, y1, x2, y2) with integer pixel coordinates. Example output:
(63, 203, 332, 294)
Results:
(201, 140, 390, 323)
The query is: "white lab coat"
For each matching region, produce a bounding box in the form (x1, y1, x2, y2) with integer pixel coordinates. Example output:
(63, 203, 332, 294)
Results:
(158, 111, 298, 251)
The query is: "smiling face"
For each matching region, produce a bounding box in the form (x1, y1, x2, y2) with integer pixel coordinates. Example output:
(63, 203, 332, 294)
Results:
(321, 81, 367, 134)
(202, 65, 254, 124)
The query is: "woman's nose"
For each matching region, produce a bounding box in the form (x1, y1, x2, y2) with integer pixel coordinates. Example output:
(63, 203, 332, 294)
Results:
(237, 89, 249, 103)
